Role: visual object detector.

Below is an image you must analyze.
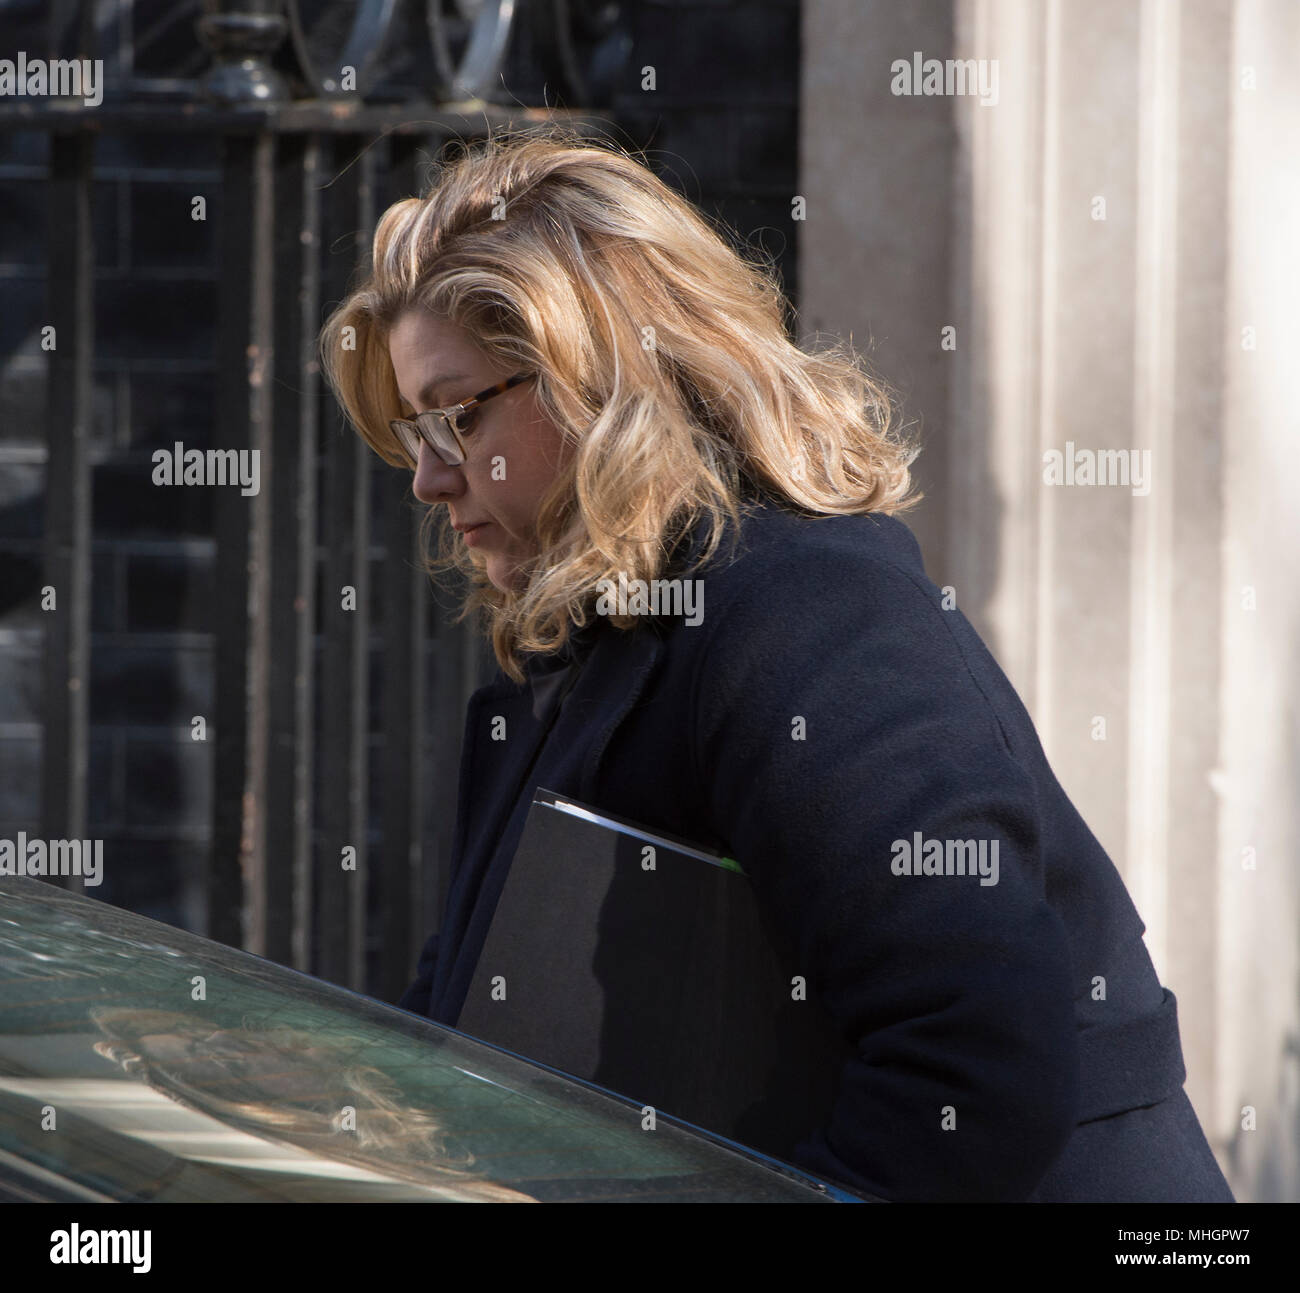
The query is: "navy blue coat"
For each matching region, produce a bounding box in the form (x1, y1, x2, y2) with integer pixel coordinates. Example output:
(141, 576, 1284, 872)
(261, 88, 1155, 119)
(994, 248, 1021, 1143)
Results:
(398, 492, 1233, 1203)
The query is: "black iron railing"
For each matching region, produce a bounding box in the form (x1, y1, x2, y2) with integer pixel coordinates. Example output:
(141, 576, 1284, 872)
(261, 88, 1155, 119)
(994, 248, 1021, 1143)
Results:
(3, 0, 621, 1004)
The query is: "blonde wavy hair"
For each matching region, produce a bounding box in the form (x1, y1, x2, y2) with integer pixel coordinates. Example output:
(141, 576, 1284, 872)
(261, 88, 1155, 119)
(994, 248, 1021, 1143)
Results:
(319, 123, 922, 683)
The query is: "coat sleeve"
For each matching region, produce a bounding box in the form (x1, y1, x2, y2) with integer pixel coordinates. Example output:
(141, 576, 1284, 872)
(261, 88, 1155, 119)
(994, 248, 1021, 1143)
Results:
(691, 540, 1081, 1201)
(396, 930, 439, 1017)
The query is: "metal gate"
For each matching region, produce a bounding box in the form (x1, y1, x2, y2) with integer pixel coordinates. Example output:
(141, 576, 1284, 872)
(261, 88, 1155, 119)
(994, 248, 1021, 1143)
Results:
(2, 0, 620, 1002)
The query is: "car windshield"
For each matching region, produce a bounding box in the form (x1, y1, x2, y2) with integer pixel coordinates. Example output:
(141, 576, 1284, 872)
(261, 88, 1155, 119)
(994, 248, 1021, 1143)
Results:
(0, 877, 864, 1202)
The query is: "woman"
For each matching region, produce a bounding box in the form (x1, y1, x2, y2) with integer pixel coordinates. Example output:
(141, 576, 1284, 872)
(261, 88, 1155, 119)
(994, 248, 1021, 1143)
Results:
(318, 126, 1233, 1204)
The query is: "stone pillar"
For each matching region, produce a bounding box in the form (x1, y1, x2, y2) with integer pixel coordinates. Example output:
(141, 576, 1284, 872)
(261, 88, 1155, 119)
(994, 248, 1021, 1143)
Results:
(1213, 0, 1300, 1204)
(800, 0, 1299, 1201)
(797, 0, 956, 568)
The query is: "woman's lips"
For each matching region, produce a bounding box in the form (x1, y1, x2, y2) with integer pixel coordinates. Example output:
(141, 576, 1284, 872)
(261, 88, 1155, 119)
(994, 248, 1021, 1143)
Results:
(464, 522, 490, 546)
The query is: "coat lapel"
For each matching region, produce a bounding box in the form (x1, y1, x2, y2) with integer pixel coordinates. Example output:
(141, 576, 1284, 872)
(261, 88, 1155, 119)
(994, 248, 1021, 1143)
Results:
(451, 621, 664, 872)
(573, 622, 662, 800)
(431, 672, 547, 1018)
(431, 621, 665, 1023)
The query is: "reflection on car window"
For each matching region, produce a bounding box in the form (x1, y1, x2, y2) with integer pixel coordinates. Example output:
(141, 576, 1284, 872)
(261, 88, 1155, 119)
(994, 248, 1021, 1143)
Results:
(0, 878, 855, 1203)
(87, 1007, 535, 1202)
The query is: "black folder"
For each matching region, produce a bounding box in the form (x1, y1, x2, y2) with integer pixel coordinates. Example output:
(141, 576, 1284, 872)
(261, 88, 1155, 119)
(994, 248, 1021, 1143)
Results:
(456, 788, 853, 1163)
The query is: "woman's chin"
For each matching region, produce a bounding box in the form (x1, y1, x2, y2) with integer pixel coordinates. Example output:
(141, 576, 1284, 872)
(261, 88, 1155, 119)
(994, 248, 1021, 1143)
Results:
(479, 539, 535, 595)
(484, 555, 517, 594)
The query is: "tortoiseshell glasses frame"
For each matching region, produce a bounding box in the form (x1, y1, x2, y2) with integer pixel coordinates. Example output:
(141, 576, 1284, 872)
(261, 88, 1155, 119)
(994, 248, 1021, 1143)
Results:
(389, 372, 535, 468)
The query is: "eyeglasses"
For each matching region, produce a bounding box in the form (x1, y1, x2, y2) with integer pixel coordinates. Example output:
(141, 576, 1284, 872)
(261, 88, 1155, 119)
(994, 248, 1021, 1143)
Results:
(389, 372, 535, 468)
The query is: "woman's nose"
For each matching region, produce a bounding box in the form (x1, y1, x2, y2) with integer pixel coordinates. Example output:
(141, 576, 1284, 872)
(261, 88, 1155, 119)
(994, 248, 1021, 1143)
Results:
(412, 440, 461, 504)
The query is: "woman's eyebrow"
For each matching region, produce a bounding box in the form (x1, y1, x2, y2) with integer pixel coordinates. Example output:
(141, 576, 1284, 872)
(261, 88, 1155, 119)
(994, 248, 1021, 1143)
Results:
(412, 372, 469, 408)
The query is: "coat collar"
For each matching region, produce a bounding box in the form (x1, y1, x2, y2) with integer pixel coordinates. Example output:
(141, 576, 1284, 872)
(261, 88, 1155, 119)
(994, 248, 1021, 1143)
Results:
(451, 618, 664, 871)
